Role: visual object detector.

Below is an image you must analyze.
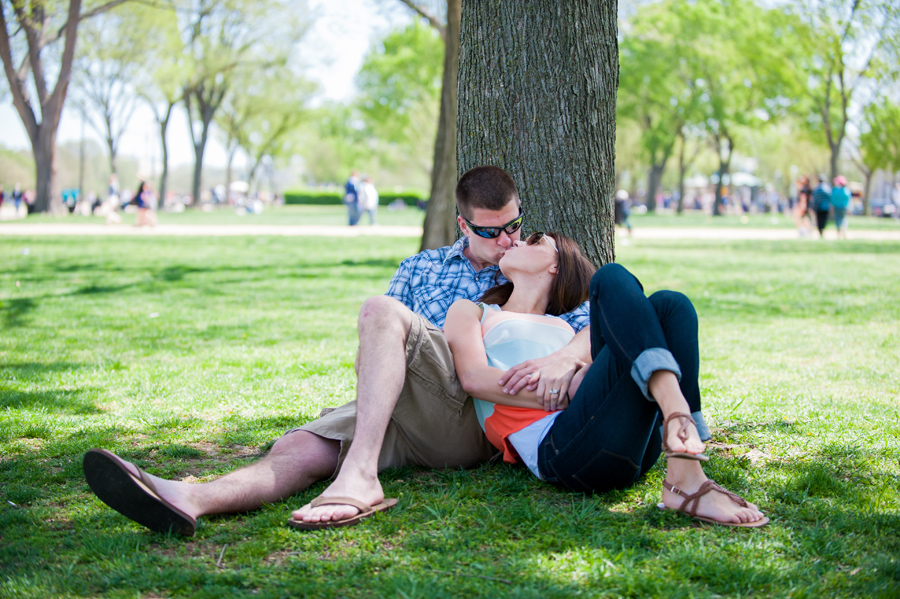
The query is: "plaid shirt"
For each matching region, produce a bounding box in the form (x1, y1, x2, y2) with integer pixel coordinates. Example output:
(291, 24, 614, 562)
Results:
(386, 237, 590, 331)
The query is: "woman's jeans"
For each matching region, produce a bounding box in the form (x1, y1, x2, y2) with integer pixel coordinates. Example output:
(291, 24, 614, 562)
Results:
(537, 263, 706, 494)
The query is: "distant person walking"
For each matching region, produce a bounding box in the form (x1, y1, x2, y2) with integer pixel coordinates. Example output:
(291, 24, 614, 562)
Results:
(811, 175, 831, 238)
(793, 176, 813, 237)
(344, 171, 361, 226)
(358, 176, 379, 225)
(133, 179, 157, 227)
(830, 176, 851, 240)
(614, 189, 633, 236)
(12, 183, 23, 214)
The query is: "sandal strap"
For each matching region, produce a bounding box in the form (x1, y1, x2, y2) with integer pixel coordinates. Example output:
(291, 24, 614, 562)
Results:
(663, 479, 749, 517)
(662, 412, 696, 451)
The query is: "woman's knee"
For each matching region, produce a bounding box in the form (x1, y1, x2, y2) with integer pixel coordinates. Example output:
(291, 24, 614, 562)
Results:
(590, 263, 636, 297)
(649, 290, 697, 326)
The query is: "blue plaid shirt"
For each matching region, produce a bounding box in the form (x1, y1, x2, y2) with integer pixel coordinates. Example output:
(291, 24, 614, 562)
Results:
(386, 237, 590, 331)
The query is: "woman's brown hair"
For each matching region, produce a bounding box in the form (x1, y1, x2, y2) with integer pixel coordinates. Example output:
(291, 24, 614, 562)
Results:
(479, 232, 596, 316)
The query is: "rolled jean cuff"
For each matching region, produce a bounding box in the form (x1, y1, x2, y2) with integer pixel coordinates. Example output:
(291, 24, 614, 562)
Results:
(630, 348, 682, 401)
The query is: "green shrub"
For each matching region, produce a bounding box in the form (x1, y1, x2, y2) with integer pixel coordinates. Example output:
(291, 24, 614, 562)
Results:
(283, 187, 428, 207)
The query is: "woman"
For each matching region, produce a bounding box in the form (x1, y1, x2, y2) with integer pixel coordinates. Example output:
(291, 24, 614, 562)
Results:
(831, 176, 851, 240)
(794, 176, 813, 236)
(444, 232, 768, 527)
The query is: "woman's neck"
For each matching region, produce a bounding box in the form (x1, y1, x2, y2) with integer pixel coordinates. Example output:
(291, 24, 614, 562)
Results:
(500, 275, 552, 315)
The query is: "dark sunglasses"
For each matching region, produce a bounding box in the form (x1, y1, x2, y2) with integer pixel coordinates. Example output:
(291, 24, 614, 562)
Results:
(463, 208, 525, 239)
(526, 231, 558, 252)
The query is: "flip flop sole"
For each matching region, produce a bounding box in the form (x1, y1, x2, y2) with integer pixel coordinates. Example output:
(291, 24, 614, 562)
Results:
(287, 498, 398, 531)
(83, 449, 196, 536)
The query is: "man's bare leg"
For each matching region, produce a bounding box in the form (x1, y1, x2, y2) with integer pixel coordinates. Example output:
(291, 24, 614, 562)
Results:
(97, 431, 339, 522)
(292, 296, 412, 524)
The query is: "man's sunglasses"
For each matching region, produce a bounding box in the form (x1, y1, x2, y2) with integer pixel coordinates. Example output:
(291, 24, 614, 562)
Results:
(463, 209, 525, 239)
(526, 231, 558, 252)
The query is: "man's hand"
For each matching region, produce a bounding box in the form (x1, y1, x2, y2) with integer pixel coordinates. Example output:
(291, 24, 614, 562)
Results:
(499, 354, 586, 412)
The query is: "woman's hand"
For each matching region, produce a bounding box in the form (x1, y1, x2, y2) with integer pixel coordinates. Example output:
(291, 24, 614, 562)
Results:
(501, 354, 586, 412)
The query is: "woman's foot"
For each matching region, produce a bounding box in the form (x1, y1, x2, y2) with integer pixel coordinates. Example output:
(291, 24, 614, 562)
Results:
(662, 412, 707, 460)
(660, 460, 767, 527)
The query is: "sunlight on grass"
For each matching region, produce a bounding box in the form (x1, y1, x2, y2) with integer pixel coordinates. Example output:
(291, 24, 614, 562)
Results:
(1, 233, 898, 597)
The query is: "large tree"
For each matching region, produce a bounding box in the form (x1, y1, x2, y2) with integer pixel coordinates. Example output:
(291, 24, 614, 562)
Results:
(458, 2, 617, 267)
(0, 0, 127, 213)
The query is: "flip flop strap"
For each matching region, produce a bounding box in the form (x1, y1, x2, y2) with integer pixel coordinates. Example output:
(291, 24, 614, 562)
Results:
(662, 412, 695, 450)
(664, 479, 749, 517)
(309, 495, 374, 515)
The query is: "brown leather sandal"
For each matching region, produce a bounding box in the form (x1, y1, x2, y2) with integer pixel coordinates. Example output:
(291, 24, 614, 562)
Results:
(662, 412, 709, 461)
(658, 479, 769, 527)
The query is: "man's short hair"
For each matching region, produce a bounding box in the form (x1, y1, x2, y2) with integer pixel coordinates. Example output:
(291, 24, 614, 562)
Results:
(456, 166, 520, 220)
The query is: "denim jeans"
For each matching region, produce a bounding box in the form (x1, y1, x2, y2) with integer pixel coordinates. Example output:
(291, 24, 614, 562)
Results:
(537, 263, 705, 494)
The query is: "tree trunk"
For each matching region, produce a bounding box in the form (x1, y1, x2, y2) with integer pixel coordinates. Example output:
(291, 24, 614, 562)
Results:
(457, 1, 617, 267)
(157, 104, 173, 207)
(34, 127, 63, 214)
(420, 0, 461, 251)
(646, 160, 667, 213)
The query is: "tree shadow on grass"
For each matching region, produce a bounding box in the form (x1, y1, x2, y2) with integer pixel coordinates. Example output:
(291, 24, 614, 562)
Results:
(0, 386, 102, 415)
(0, 297, 36, 328)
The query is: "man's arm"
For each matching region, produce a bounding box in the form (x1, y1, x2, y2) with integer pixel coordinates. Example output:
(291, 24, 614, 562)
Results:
(497, 326, 591, 411)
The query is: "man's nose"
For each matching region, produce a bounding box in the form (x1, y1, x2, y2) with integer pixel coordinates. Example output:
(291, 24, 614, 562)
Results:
(498, 231, 513, 247)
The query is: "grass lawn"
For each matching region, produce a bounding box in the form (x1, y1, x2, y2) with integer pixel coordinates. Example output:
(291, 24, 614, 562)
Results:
(1, 232, 898, 598)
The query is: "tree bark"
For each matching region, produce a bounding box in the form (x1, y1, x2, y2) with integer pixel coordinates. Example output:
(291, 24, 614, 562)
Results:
(457, 1, 617, 267)
(420, 0, 461, 251)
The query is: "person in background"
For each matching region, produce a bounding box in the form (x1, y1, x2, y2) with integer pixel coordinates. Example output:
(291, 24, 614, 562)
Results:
(811, 175, 831, 238)
(830, 176, 851, 240)
(358, 176, 379, 225)
(793, 176, 813, 237)
(133, 179, 157, 227)
(614, 189, 633, 236)
(344, 171, 361, 226)
(12, 183, 23, 214)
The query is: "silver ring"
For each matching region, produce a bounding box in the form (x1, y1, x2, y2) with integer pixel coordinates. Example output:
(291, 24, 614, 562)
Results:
(550, 389, 560, 394)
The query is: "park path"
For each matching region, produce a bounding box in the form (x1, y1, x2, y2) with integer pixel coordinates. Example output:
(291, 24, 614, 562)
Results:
(1, 222, 899, 241)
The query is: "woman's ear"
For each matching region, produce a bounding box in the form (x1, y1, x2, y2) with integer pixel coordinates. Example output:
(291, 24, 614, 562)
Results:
(549, 262, 559, 275)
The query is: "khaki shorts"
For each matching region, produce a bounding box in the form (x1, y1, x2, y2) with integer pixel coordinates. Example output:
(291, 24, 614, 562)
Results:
(289, 312, 497, 478)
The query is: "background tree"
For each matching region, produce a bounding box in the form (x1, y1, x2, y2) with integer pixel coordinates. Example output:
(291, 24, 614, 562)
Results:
(458, 2, 617, 267)
(791, 0, 900, 180)
(131, 1, 183, 204)
(856, 97, 900, 212)
(394, 0, 461, 250)
(70, 6, 145, 177)
(0, 0, 128, 213)
(181, 0, 308, 206)
(356, 21, 443, 182)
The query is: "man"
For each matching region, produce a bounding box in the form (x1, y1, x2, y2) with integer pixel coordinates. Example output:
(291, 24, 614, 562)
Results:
(83, 166, 591, 535)
(344, 171, 361, 226)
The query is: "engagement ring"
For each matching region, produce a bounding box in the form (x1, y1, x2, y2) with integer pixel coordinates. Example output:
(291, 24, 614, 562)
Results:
(550, 389, 560, 394)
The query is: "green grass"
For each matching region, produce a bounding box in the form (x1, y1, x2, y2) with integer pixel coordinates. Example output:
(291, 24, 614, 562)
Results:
(1, 232, 898, 598)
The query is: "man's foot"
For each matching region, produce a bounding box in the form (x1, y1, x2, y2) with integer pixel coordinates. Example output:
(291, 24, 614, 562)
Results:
(287, 496, 397, 530)
(291, 465, 385, 525)
(83, 449, 198, 535)
(659, 475, 768, 527)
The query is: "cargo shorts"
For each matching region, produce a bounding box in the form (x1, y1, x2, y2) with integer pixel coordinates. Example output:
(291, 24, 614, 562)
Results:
(288, 312, 497, 478)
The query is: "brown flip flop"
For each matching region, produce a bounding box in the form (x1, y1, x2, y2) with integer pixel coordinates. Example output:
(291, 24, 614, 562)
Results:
(287, 495, 398, 530)
(657, 479, 769, 528)
(83, 448, 197, 536)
